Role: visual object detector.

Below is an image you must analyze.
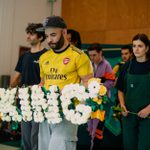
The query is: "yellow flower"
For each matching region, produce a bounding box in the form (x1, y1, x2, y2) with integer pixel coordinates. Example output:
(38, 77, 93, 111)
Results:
(88, 78, 101, 85)
(91, 110, 105, 122)
(99, 85, 107, 96)
(93, 97, 102, 105)
(73, 98, 80, 106)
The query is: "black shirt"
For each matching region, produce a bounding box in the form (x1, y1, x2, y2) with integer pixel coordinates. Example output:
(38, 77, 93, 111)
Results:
(116, 58, 150, 92)
(15, 48, 47, 86)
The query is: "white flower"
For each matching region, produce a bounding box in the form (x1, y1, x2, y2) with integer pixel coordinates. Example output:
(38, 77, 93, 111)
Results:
(5, 115, 11, 122)
(0, 88, 6, 96)
(88, 80, 100, 94)
(17, 115, 22, 122)
(88, 92, 98, 98)
(49, 85, 59, 93)
(42, 103, 48, 110)
(36, 106, 42, 112)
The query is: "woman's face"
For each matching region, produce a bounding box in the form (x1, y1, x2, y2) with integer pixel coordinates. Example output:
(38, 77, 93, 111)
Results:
(132, 39, 148, 59)
(67, 33, 71, 42)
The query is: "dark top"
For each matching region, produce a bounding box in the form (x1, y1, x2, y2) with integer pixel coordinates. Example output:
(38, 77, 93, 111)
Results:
(15, 48, 47, 86)
(116, 58, 150, 92)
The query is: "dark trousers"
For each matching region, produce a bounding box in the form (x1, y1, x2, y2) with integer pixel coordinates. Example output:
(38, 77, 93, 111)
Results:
(21, 120, 39, 150)
(123, 115, 150, 150)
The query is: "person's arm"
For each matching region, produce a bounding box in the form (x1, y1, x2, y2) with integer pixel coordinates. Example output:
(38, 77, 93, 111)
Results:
(10, 53, 25, 87)
(10, 72, 21, 87)
(80, 74, 93, 87)
(103, 62, 114, 89)
(103, 80, 114, 90)
(118, 90, 128, 116)
(39, 77, 45, 87)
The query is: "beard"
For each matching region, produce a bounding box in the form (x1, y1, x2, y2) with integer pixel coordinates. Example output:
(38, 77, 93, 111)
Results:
(27, 38, 39, 46)
(48, 34, 65, 51)
(30, 41, 39, 46)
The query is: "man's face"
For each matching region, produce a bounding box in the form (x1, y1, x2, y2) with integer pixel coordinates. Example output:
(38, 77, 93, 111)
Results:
(45, 28, 65, 50)
(121, 49, 132, 62)
(26, 32, 40, 46)
(88, 50, 102, 64)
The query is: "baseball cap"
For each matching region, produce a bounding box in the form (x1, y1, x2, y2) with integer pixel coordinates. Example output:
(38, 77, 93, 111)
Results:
(36, 16, 67, 32)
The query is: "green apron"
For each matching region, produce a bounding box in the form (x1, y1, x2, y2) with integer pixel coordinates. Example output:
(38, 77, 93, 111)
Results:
(122, 62, 150, 150)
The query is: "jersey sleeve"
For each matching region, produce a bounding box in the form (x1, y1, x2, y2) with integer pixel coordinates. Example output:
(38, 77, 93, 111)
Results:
(76, 52, 93, 76)
(105, 62, 113, 73)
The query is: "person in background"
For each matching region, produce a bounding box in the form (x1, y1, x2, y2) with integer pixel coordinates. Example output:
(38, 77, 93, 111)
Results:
(88, 43, 114, 92)
(67, 29, 82, 49)
(38, 16, 93, 150)
(112, 45, 133, 106)
(116, 33, 150, 150)
(113, 45, 133, 79)
(87, 43, 115, 150)
(111, 45, 133, 149)
(10, 23, 47, 150)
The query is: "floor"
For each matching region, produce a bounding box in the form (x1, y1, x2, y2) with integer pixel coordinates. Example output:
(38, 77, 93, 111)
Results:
(0, 144, 20, 150)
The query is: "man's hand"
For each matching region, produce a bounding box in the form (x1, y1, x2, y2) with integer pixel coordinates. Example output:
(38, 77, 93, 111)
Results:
(138, 105, 150, 118)
(10, 72, 21, 87)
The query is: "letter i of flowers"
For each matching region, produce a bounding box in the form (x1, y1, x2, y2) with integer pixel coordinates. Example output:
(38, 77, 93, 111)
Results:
(87, 78, 108, 122)
(18, 87, 32, 122)
(31, 85, 48, 123)
(44, 85, 63, 124)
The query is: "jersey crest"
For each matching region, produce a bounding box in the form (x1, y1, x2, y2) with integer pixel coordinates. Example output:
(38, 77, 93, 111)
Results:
(63, 58, 70, 65)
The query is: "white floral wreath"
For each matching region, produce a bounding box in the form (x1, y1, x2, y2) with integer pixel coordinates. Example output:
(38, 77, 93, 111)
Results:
(60, 83, 92, 125)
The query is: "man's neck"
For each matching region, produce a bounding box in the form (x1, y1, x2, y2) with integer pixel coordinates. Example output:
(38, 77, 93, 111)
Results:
(95, 56, 103, 65)
(53, 42, 70, 53)
(30, 43, 44, 53)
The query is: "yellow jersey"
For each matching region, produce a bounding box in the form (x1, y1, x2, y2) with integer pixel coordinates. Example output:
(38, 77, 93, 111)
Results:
(39, 45, 93, 89)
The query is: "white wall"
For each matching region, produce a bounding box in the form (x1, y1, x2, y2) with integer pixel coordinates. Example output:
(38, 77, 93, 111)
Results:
(0, 0, 62, 77)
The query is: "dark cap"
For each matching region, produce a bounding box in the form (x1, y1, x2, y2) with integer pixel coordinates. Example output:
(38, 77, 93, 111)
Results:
(36, 16, 67, 32)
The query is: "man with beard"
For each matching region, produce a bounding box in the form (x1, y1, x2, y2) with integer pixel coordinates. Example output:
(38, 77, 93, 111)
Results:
(38, 16, 93, 150)
(10, 23, 47, 150)
(113, 45, 133, 79)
